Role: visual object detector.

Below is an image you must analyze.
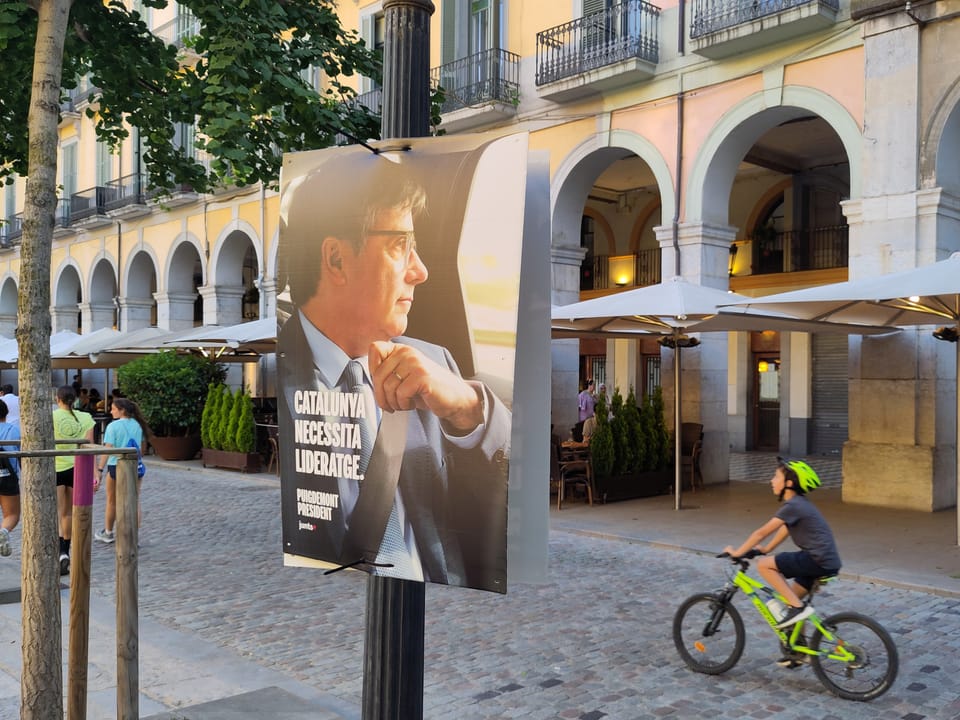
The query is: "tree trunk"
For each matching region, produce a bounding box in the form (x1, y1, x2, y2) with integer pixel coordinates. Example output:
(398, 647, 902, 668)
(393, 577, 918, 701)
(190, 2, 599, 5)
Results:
(22, 2, 73, 718)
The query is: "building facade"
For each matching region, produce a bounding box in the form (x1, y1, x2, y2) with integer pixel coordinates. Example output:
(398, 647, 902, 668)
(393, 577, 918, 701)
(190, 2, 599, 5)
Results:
(3, 0, 957, 511)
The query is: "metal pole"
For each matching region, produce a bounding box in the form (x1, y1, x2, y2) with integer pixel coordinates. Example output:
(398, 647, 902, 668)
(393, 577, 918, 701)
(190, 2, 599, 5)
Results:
(362, 1, 433, 718)
(674, 344, 683, 511)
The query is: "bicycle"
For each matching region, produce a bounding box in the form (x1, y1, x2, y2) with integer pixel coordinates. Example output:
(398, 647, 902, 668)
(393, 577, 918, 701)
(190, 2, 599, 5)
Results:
(673, 550, 898, 701)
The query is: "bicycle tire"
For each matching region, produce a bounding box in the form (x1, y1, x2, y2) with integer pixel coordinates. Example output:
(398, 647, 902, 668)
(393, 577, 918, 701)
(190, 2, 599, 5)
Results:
(809, 611, 899, 701)
(673, 592, 745, 675)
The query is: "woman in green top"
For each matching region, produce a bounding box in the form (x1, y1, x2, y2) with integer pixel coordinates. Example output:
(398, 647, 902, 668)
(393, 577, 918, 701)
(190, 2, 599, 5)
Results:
(53, 386, 95, 576)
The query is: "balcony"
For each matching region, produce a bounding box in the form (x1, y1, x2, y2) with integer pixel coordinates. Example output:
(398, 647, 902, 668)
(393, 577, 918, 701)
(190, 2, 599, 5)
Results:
(429, 48, 520, 132)
(691, 0, 839, 59)
(0, 214, 22, 249)
(105, 174, 151, 219)
(69, 186, 114, 229)
(536, 0, 660, 103)
(750, 225, 848, 275)
(581, 248, 662, 296)
(53, 199, 75, 239)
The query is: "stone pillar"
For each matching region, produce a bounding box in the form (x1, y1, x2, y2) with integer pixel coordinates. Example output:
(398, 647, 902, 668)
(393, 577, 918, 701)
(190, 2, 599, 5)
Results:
(550, 244, 586, 436)
(197, 285, 244, 326)
(259, 277, 279, 322)
(117, 298, 154, 332)
(80, 302, 116, 332)
(51, 305, 79, 333)
(655, 221, 736, 485)
(154, 292, 198, 331)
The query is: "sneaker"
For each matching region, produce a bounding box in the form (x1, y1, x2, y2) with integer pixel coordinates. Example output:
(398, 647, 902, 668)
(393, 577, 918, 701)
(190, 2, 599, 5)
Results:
(59, 553, 70, 576)
(94, 529, 115, 544)
(775, 603, 814, 629)
(776, 656, 805, 669)
(0, 528, 9, 557)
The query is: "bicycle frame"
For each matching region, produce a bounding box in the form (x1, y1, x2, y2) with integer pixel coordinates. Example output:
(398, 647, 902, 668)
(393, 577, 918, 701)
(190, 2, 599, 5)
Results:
(723, 567, 857, 664)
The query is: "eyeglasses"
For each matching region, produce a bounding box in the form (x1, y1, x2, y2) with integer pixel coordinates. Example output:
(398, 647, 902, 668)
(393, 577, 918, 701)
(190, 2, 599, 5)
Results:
(366, 229, 418, 263)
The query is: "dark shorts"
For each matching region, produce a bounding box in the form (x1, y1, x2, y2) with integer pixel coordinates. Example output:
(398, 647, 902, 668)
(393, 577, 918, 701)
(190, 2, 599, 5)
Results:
(56, 467, 74, 488)
(775, 550, 838, 592)
(0, 472, 18, 497)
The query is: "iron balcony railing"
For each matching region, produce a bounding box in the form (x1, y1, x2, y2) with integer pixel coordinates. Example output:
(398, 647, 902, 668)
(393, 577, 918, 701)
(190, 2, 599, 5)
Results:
(536, 0, 661, 86)
(430, 48, 520, 113)
(1, 214, 22, 247)
(70, 186, 114, 223)
(585, 248, 663, 291)
(752, 225, 848, 275)
(691, 0, 839, 38)
(104, 173, 147, 211)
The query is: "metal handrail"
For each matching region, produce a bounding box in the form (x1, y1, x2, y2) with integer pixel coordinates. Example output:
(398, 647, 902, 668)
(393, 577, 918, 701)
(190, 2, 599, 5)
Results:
(430, 48, 520, 113)
(691, 0, 839, 38)
(536, 0, 661, 86)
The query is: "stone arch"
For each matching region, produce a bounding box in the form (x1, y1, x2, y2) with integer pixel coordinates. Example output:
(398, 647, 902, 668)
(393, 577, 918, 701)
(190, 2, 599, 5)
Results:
(922, 75, 960, 193)
(629, 197, 662, 252)
(52, 261, 83, 332)
(687, 86, 862, 225)
(88, 255, 118, 332)
(582, 207, 616, 256)
(210, 218, 262, 287)
(163, 233, 204, 293)
(552, 129, 675, 249)
(0, 276, 17, 337)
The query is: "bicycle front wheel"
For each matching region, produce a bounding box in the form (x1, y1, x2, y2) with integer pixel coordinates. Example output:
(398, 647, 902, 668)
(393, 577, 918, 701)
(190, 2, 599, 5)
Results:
(673, 592, 745, 675)
(809, 611, 899, 701)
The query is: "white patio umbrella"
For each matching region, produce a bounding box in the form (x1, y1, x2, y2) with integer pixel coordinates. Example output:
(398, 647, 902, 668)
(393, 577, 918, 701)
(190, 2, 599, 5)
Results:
(725, 251, 960, 541)
(161, 317, 276, 358)
(553, 276, 895, 509)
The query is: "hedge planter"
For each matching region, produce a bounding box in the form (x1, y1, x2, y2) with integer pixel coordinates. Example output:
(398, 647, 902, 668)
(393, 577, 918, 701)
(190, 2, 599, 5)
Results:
(202, 448, 262, 473)
(150, 435, 202, 461)
(594, 469, 672, 503)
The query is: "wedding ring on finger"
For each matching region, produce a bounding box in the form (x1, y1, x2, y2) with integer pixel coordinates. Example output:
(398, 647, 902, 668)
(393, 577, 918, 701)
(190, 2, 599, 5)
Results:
(394, 372, 403, 382)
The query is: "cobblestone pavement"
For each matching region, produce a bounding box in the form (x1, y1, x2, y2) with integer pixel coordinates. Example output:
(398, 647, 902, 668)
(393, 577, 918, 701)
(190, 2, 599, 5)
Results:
(19, 462, 960, 718)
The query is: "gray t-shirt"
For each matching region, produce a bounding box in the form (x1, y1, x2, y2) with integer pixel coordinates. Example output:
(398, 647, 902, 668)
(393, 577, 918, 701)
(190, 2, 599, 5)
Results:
(776, 495, 842, 571)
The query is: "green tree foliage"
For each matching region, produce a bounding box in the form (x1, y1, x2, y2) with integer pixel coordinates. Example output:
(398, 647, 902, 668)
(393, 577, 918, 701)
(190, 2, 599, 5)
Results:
(0, 0, 382, 191)
(589, 394, 615, 480)
(609, 387, 629, 475)
(644, 386, 670, 470)
(117, 351, 226, 436)
(212, 384, 231, 450)
(235, 391, 256, 454)
(622, 387, 645, 473)
(200, 382, 223, 449)
(223, 388, 243, 452)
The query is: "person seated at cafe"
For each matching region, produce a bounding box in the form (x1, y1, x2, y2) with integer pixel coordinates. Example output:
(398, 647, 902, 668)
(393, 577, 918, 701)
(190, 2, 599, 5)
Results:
(89, 388, 104, 413)
(74, 388, 91, 412)
(581, 414, 598, 443)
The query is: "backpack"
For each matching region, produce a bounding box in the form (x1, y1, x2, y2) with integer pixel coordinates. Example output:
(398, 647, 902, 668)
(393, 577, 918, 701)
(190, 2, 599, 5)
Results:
(126, 438, 146, 478)
(0, 455, 17, 485)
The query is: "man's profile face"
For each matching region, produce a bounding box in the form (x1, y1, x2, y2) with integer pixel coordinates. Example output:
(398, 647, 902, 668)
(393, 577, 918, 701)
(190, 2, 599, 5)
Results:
(340, 206, 428, 343)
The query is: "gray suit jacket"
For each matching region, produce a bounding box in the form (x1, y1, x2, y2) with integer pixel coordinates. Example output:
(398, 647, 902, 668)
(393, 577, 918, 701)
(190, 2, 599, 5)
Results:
(278, 313, 510, 592)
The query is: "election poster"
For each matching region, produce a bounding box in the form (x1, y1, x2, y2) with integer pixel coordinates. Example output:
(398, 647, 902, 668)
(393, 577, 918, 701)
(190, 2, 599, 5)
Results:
(277, 132, 529, 593)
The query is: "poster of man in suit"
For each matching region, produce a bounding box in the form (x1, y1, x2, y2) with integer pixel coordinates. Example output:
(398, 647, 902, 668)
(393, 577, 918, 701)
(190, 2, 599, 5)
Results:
(277, 133, 526, 593)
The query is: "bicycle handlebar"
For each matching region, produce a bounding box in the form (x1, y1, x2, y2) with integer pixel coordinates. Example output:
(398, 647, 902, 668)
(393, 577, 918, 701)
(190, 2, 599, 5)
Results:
(716, 549, 764, 570)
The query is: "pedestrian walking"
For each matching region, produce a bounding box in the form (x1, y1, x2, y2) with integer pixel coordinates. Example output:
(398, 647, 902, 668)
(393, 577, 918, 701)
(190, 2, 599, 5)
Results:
(53, 385, 95, 574)
(0, 399, 19, 557)
(94, 397, 151, 544)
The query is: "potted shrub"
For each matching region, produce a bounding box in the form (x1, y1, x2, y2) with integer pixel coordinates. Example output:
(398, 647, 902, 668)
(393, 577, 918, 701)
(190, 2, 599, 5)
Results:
(591, 385, 672, 502)
(118, 351, 226, 460)
(201, 384, 262, 473)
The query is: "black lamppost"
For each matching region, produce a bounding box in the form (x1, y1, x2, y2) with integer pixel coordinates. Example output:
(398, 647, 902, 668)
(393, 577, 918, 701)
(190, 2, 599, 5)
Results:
(362, 2, 434, 719)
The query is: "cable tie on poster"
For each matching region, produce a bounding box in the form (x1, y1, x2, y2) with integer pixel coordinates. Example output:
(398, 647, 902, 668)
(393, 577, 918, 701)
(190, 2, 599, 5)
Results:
(323, 557, 395, 575)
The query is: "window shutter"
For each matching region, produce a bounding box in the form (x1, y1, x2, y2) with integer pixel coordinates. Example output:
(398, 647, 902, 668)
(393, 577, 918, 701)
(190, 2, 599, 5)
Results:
(442, 0, 457, 64)
(360, 14, 375, 93)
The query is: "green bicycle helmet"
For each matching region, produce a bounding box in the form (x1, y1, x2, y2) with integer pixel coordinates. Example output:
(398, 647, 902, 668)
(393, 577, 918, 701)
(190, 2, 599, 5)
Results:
(777, 456, 821, 494)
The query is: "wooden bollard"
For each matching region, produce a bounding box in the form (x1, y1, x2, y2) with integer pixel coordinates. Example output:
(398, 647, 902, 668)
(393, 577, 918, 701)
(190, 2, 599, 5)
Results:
(115, 455, 139, 720)
(68, 453, 94, 720)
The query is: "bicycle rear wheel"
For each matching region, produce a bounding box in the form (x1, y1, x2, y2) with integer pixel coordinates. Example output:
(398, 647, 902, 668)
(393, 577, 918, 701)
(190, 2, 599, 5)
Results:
(809, 611, 899, 701)
(673, 592, 745, 675)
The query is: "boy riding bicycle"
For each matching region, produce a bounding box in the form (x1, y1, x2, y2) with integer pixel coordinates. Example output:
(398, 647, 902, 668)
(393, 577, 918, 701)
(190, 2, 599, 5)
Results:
(723, 457, 841, 662)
